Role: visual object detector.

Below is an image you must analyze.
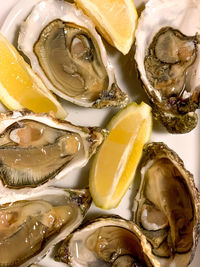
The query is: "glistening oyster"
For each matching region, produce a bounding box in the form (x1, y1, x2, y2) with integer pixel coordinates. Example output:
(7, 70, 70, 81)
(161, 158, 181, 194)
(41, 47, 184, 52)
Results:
(56, 216, 161, 266)
(132, 142, 200, 267)
(0, 110, 106, 201)
(135, 0, 200, 133)
(0, 187, 91, 267)
(18, 0, 128, 108)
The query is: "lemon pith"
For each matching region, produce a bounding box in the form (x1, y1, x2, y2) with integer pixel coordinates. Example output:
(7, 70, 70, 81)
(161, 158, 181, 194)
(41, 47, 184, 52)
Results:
(0, 33, 66, 119)
(89, 102, 152, 209)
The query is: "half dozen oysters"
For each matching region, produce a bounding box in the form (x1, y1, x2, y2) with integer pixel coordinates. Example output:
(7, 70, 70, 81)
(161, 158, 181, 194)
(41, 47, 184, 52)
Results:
(0, 0, 200, 266)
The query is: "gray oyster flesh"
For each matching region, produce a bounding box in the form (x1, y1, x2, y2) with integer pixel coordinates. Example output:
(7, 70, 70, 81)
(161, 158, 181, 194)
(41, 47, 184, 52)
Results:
(0, 119, 90, 188)
(0, 188, 91, 267)
(85, 226, 149, 266)
(34, 19, 109, 102)
(133, 142, 200, 264)
(56, 216, 161, 267)
(144, 27, 200, 133)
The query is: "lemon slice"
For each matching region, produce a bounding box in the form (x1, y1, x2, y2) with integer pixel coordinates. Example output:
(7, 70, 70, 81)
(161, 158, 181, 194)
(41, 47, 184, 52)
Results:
(89, 102, 152, 209)
(0, 33, 67, 119)
(74, 0, 138, 54)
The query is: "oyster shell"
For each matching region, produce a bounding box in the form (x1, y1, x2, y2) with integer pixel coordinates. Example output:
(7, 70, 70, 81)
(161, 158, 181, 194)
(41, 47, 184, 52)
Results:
(0, 186, 91, 267)
(18, 0, 128, 108)
(0, 110, 106, 200)
(56, 216, 161, 266)
(132, 142, 200, 266)
(135, 0, 200, 133)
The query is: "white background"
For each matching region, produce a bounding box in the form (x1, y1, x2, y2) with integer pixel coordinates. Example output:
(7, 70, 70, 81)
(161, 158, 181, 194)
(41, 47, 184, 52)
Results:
(0, 0, 199, 266)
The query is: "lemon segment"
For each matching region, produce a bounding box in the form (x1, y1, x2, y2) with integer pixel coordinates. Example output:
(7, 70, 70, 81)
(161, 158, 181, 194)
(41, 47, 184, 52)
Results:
(89, 102, 152, 209)
(74, 0, 138, 54)
(0, 33, 67, 119)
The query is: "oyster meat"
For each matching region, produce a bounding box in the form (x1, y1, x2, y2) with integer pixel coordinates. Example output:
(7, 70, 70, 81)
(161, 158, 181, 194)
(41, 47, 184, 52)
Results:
(56, 216, 161, 266)
(135, 0, 200, 133)
(0, 110, 106, 199)
(0, 187, 91, 267)
(18, 0, 128, 108)
(132, 142, 200, 267)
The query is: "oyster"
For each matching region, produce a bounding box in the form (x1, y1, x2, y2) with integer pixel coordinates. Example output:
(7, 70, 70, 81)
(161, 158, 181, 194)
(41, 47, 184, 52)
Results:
(0, 186, 91, 267)
(132, 142, 200, 266)
(0, 110, 106, 199)
(135, 0, 200, 133)
(56, 216, 161, 266)
(18, 0, 128, 108)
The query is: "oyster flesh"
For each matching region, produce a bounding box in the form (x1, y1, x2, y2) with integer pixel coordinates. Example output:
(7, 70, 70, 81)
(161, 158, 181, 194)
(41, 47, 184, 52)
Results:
(132, 142, 200, 267)
(0, 110, 106, 199)
(56, 216, 161, 266)
(0, 187, 91, 267)
(135, 0, 200, 133)
(18, 0, 128, 108)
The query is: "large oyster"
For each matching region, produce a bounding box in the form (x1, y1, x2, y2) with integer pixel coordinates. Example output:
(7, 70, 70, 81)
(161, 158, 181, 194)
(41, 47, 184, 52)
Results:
(0, 186, 91, 267)
(135, 0, 200, 133)
(56, 216, 161, 266)
(0, 110, 106, 200)
(18, 0, 128, 108)
(132, 142, 200, 267)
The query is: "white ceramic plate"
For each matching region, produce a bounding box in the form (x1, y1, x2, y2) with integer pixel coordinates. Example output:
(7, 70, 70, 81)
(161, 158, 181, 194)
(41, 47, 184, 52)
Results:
(0, 0, 200, 266)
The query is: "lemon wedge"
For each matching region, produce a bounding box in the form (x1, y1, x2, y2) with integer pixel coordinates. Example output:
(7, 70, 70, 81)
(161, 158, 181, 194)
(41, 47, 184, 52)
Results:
(0, 33, 67, 119)
(89, 102, 152, 209)
(74, 0, 138, 54)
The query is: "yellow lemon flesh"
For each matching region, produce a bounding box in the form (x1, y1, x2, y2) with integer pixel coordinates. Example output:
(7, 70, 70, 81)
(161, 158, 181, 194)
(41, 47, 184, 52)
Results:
(89, 102, 152, 209)
(74, 0, 138, 54)
(0, 33, 67, 119)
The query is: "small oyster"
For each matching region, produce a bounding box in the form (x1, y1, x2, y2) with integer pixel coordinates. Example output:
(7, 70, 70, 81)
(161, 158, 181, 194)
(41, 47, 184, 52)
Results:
(135, 0, 200, 133)
(18, 0, 128, 108)
(0, 110, 106, 199)
(56, 216, 161, 266)
(0, 187, 91, 267)
(132, 142, 200, 266)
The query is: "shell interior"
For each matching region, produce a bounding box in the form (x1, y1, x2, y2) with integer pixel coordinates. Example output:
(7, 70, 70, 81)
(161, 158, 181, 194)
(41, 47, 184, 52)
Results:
(0, 110, 106, 199)
(135, 0, 200, 133)
(18, 0, 128, 108)
(56, 216, 161, 267)
(133, 142, 200, 266)
(0, 187, 91, 267)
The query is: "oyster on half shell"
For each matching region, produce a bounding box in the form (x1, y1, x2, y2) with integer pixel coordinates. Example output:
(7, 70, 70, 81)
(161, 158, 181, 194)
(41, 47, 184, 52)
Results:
(0, 187, 91, 267)
(132, 142, 200, 267)
(135, 0, 200, 133)
(0, 110, 106, 200)
(56, 216, 161, 266)
(18, 0, 128, 108)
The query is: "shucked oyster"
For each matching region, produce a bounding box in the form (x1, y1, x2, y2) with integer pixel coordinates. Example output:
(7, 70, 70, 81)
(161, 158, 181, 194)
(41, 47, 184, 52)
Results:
(135, 0, 200, 133)
(18, 0, 128, 108)
(0, 110, 106, 200)
(0, 187, 91, 267)
(132, 142, 200, 267)
(56, 216, 161, 266)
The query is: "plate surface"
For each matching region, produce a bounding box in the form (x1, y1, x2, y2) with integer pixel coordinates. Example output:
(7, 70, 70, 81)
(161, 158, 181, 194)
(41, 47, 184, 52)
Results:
(0, 0, 200, 266)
